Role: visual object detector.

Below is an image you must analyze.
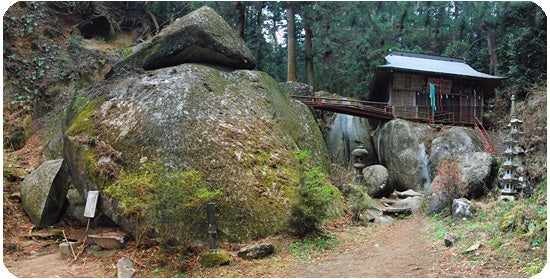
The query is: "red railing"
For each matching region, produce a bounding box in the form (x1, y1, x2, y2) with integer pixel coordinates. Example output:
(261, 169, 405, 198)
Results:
(291, 95, 395, 120)
(292, 95, 481, 127)
(474, 116, 495, 153)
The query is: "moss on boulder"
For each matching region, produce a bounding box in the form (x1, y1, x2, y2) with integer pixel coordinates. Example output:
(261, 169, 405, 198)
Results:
(64, 63, 330, 245)
(200, 250, 231, 267)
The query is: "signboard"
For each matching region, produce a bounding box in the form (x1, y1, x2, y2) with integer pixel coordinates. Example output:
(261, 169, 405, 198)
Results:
(83, 191, 99, 218)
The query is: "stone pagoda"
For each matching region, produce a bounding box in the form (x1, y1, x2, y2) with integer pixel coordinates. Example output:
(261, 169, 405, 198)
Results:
(499, 95, 526, 201)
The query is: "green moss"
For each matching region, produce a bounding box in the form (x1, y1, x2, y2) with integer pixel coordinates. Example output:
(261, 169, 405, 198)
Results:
(103, 163, 220, 245)
(65, 97, 102, 136)
(200, 250, 231, 267)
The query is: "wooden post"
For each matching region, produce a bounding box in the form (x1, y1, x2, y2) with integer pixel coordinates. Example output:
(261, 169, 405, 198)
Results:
(207, 202, 218, 250)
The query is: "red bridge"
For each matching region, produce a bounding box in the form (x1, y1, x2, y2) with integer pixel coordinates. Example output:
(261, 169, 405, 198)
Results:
(291, 95, 495, 153)
(291, 95, 394, 120)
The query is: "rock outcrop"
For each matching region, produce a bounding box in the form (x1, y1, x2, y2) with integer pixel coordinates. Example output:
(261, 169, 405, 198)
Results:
(374, 119, 431, 192)
(107, 6, 256, 77)
(64, 63, 329, 244)
(20, 159, 71, 227)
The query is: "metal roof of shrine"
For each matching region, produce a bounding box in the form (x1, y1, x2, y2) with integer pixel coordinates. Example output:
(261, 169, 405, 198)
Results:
(378, 51, 505, 80)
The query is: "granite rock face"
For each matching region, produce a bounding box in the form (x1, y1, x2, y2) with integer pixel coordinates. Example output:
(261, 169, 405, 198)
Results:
(64, 63, 330, 245)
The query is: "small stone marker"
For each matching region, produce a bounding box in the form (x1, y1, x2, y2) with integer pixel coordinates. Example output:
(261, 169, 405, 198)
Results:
(117, 257, 135, 278)
(59, 241, 80, 259)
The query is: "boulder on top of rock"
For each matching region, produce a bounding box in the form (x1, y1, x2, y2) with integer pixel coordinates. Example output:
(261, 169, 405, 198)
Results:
(280, 82, 314, 96)
(20, 159, 71, 227)
(108, 6, 256, 77)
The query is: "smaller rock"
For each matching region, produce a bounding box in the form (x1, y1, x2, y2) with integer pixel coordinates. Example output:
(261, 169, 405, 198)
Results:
(374, 215, 395, 226)
(395, 189, 424, 198)
(462, 241, 482, 254)
(443, 232, 459, 247)
(59, 241, 80, 259)
(364, 165, 391, 198)
(117, 257, 135, 278)
(237, 243, 275, 260)
(200, 250, 231, 267)
(394, 196, 423, 214)
(88, 233, 126, 250)
(63, 189, 87, 224)
(360, 208, 383, 223)
(382, 207, 412, 216)
(378, 197, 396, 205)
(452, 198, 476, 220)
(20, 159, 71, 227)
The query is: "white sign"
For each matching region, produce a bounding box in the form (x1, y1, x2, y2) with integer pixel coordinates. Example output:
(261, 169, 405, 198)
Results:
(84, 191, 99, 218)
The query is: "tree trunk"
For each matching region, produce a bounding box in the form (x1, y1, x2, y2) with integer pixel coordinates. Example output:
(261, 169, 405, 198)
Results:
(304, 25, 314, 87)
(286, 7, 297, 82)
(487, 32, 499, 75)
(236, 2, 246, 41)
(254, 2, 265, 70)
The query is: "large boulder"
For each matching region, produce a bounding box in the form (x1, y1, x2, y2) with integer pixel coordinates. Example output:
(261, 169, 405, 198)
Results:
(325, 114, 377, 166)
(20, 159, 71, 227)
(429, 127, 480, 175)
(427, 152, 494, 215)
(107, 6, 256, 77)
(374, 119, 431, 192)
(63, 63, 330, 245)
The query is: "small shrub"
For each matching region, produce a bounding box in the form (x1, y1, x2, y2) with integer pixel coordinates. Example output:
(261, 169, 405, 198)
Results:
(288, 150, 341, 237)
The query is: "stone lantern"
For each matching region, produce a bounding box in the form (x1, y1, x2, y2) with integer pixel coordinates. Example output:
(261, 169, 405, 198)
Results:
(351, 145, 369, 183)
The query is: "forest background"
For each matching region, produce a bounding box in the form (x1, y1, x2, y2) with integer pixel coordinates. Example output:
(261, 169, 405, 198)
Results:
(2, 0, 547, 110)
(141, 1, 547, 99)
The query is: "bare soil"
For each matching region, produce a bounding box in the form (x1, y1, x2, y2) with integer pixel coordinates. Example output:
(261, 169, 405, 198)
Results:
(2, 210, 439, 278)
(284, 215, 436, 278)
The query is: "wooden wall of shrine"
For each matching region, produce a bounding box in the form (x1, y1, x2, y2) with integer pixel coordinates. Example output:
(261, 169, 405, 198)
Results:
(388, 72, 484, 125)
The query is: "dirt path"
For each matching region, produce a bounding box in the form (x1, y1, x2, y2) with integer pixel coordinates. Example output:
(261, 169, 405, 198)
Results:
(3, 251, 109, 278)
(285, 215, 438, 278)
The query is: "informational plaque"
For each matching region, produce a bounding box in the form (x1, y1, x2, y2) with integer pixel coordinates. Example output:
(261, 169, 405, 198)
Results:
(83, 191, 99, 218)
